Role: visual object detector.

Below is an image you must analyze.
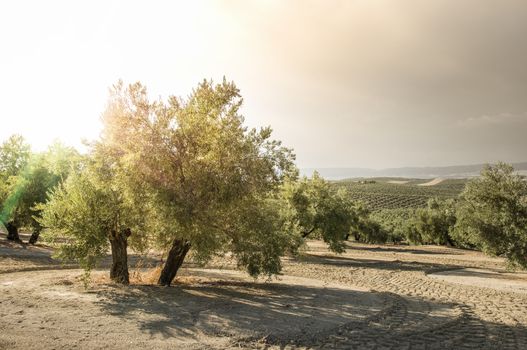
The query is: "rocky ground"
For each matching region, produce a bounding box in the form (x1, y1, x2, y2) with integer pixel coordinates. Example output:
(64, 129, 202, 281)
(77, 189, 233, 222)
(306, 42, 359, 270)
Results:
(1, 235, 527, 349)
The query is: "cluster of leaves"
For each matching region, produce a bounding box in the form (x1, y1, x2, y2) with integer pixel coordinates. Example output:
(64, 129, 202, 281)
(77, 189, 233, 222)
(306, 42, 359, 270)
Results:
(281, 173, 392, 247)
(39, 148, 150, 272)
(371, 198, 467, 247)
(281, 172, 358, 253)
(453, 163, 527, 268)
(369, 208, 414, 243)
(415, 198, 457, 245)
(0, 135, 30, 230)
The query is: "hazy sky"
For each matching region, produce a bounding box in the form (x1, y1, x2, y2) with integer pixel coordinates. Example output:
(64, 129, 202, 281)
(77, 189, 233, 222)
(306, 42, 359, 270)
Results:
(1, 1, 526, 169)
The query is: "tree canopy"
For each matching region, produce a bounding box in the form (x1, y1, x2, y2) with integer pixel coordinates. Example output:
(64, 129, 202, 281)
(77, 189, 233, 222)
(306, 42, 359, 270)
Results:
(282, 172, 359, 252)
(454, 163, 527, 268)
(0, 137, 78, 243)
(40, 79, 299, 285)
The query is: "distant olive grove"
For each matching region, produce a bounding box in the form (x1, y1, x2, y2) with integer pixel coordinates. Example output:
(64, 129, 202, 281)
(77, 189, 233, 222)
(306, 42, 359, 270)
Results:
(352, 163, 527, 268)
(1, 79, 526, 287)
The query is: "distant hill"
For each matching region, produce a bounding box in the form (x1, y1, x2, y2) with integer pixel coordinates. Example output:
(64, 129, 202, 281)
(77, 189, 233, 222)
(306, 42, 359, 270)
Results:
(301, 162, 527, 180)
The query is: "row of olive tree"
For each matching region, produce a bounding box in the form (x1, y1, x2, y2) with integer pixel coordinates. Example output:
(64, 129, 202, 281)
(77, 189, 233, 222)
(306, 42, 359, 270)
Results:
(370, 163, 527, 269)
(35, 79, 366, 286)
(0, 136, 80, 243)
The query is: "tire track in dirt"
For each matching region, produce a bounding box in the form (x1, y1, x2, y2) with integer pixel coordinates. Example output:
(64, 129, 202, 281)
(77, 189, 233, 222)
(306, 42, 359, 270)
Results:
(2, 240, 527, 349)
(282, 259, 527, 349)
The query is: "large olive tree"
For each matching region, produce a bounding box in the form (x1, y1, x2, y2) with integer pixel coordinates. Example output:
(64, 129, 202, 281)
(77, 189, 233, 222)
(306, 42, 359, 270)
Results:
(101, 79, 297, 286)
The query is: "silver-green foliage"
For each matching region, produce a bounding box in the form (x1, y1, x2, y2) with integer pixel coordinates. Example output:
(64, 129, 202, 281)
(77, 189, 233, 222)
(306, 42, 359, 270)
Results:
(39, 153, 148, 273)
(282, 172, 359, 252)
(100, 79, 298, 277)
(0, 137, 79, 232)
(40, 169, 110, 270)
(453, 163, 527, 268)
(412, 198, 457, 245)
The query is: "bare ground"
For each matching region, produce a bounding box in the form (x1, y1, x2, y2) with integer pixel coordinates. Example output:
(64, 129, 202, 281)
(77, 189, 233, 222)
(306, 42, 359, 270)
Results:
(417, 178, 445, 186)
(1, 236, 527, 349)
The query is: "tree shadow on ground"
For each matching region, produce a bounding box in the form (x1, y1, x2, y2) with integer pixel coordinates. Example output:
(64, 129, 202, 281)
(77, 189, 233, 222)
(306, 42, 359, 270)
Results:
(295, 253, 461, 273)
(344, 244, 465, 256)
(95, 280, 383, 343)
(0, 232, 160, 273)
(431, 268, 527, 281)
(93, 276, 527, 349)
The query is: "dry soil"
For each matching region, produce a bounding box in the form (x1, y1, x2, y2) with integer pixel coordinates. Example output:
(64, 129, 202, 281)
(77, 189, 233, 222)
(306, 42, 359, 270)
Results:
(1, 236, 526, 349)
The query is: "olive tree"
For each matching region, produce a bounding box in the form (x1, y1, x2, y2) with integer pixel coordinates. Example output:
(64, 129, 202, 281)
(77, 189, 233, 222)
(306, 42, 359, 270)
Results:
(454, 163, 527, 268)
(28, 142, 80, 244)
(101, 79, 297, 286)
(411, 198, 457, 246)
(39, 148, 150, 284)
(282, 172, 360, 253)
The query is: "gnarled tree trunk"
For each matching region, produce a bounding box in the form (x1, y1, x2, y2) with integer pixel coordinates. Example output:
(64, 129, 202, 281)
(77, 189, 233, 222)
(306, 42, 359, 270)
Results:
(109, 228, 131, 285)
(444, 235, 454, 247)
(28, 226, 42, 245)
(301, 227, 316, 238)
(158, 238, 191, 286)
(5, 222, 21, 242)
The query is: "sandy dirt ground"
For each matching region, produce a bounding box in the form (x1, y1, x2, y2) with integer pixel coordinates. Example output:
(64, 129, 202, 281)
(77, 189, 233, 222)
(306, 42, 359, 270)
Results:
(429, 268, 527, 294)
(1, 235, 527, 349)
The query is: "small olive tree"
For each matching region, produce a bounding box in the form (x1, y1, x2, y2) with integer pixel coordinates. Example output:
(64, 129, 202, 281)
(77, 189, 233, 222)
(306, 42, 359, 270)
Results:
(28, 142, 80, 244)
(411, 198, 457, 246)
(39, 148, 150, 284)
(282, 172, 360, 252)
(454, 163, 527, 268)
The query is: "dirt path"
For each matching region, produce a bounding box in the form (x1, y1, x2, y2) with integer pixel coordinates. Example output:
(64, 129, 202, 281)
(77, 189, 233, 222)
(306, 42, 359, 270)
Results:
(418, 177, 445, 186)
(1, 239, 527, 349)
(429, 268, 527, 294)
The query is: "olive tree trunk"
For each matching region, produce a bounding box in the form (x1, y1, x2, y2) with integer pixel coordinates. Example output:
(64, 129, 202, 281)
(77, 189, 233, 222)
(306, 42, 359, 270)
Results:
(5, 222, 21, 242)
(444, 235, 454, 247)
(28, 227, 42, 245)
(301, 227, 316, 238)
(109, 228, 131, 285)
(158, 238, 191, 286)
